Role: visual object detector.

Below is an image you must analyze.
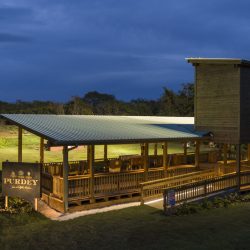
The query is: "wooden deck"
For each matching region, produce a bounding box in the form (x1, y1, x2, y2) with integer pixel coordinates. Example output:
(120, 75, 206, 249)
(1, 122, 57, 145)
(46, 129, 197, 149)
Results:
(40, 151, 236, 213)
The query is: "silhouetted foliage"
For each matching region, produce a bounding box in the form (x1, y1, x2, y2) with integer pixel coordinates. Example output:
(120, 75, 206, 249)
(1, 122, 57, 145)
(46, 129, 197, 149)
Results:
(0, 83, 194, 116)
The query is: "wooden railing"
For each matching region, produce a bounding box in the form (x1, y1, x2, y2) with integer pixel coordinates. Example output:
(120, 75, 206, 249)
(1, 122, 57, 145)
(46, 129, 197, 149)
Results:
(48, 165, 202, 201)
(43, 161, 87, 177)
(141, 169, 216, 203)
(218, 160, 250, 175)
(239, 171, 250, 188)
(41, 150, 218, 178)
(162, 171, 250, 213)
(93, 170, 145, 197)
(53, 176, 64, 199)
(68, 175, 90, 199)
(41, 172, 53, 194)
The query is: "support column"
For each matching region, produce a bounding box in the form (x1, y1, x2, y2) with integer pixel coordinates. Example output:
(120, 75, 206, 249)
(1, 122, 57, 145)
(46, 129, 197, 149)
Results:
(184, 142, 187, 156)
(154, 143, 158, 156)
(18, 127, 23, 162)
(163, 142, 168, 176)
(88, 145, 95, 203)
(236, 144, 241, 191)
(143, 143, 149, 181)
(140, 144, 145, 156)
(63, 146, 69, 213)
(195, 141, 200, 169)
(104, 144, 108, 161)
(223, 144, 228, 166)
(40, 138, 44, 164)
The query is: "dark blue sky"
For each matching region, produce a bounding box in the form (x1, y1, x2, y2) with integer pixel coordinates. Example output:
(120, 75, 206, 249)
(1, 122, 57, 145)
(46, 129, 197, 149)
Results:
(1, 0, 250, 102)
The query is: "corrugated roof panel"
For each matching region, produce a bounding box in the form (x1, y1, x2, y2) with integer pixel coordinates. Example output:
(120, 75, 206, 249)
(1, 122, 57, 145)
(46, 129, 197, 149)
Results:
(0, 114, 209, 145)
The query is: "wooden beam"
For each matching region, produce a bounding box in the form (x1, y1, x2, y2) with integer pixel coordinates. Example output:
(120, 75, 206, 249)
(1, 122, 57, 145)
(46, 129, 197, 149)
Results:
(236, 144, 241, 191)
(154, 143, 158, 156)
(40, 138, 44, 164)
(63, 146, 69, 213)
(162, 142, 168, 176)
(195, 141, 200, 168)
(18, 127, 23, 162)
(143, 143, 149, 181)
(88, 145, 95, 203)
(223, 144, 228, 166)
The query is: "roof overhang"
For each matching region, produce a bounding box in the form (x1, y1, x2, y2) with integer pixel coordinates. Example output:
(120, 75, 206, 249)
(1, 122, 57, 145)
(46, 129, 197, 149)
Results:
(186, 58, 250, 67)
(0, 114, 211, 146)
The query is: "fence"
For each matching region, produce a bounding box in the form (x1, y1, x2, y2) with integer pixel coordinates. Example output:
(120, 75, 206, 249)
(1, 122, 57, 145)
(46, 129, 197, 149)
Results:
(46, 165, 202, 202)
(162, 171, 250, 213)
(140, 169, 216, 204)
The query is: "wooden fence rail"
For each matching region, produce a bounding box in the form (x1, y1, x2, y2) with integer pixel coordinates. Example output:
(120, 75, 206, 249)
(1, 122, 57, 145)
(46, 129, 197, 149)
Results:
(140, 169, 216, 204)
(162, 171, 250, 213)
(46, 165, 202, 202)
(41, 172, 53, 194)
(41, 151, 217, 177)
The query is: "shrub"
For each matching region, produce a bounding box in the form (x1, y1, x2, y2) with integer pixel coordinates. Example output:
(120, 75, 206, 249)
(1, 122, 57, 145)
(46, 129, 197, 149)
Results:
(0, 196, 33, 214)
(166, 192, 250, 216)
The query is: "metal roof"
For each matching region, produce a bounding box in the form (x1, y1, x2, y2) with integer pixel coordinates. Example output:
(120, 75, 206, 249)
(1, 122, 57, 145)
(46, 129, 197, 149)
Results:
(0, 114, 209, 145)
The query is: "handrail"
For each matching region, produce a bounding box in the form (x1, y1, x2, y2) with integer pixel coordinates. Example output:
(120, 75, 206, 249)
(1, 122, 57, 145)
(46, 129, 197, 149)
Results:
(140, 169, 216, 204)
(162, 171, 250, 213)
(141, 169, 213, 186)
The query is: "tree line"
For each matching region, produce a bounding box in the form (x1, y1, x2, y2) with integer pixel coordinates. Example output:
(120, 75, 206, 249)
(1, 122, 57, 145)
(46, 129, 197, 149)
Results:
(0, 83, 194, 116)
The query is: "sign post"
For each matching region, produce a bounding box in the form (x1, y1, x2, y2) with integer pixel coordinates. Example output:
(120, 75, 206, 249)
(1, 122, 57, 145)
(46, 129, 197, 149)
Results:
(166, 189, 176, 215)
(167, 189, 176, 206)
(2, 162, 41, 211)
(5, 196, 8, 209)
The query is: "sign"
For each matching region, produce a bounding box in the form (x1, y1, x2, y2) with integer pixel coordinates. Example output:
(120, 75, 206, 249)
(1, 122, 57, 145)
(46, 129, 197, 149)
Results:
(2, 162, 41, 202)
(167, 189, 176, 206)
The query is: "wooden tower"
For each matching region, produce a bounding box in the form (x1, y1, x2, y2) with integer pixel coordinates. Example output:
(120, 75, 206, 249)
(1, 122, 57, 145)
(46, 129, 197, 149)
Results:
(187, 58, 250, 144)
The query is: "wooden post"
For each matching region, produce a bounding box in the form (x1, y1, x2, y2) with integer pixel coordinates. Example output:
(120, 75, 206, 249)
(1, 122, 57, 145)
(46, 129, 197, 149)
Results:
(140, 144, 145, 156)
(143, 143, 149, 181)
(18, 127, 23, 162)
(63, 146, 69, 213)
(154, 143, 158, 156)
(88, 145, 95, 203)
(236, 144, 241, 191)
(247, 144, 250, 161)
(195, 141, 200, 168)
(184, 142, 187, 156)
(104, 144, 108, 161)
(104, 144, 108, 171)
(40, 138, 44, 164)
(163, 142, 168, 176)
(223, 144, 228, 166)
(5, 196, 8, 209)
(34, 198, 38, 211)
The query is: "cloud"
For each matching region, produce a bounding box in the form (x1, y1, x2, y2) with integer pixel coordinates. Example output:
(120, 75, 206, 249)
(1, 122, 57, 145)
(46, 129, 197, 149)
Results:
(1, 0, 250, 102)
(0, 33, 32, 43)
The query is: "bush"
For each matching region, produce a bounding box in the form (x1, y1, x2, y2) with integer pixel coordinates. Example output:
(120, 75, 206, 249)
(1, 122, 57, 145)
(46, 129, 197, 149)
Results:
(0, 196, 33, 214)
(166, 192, 250, 216)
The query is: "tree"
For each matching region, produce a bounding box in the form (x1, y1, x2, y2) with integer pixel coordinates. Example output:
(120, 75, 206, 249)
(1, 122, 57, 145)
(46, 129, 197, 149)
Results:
(83, 91, 121, 115)
(158, 88, 178, 116)
(65, 96, 93, 115)
(176, 83, 194, 116)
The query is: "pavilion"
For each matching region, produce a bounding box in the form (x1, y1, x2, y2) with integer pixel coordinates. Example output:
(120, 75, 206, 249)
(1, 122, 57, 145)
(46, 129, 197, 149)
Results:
(1, 114, 215, 212)
(2, 57, 250, 212)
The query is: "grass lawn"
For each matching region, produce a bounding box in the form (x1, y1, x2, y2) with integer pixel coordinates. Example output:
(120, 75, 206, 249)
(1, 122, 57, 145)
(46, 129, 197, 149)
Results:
(0, 125, 205, 170)
(1, 203, 250, 249)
